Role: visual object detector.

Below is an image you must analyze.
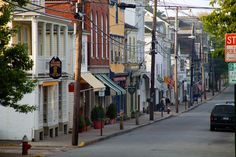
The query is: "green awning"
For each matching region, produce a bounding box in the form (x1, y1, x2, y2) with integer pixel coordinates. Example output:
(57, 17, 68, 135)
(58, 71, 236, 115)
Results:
(96, 75, 122, 95)
(100, 74, 126, 95)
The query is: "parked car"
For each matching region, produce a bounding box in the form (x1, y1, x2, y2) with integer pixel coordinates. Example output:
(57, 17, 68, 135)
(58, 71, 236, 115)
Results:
(210, 102, 235, 131)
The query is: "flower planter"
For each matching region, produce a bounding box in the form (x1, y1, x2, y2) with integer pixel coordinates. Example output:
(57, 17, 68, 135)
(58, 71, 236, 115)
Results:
(79, 127, 86, 133)
(93, 120, 104, 129)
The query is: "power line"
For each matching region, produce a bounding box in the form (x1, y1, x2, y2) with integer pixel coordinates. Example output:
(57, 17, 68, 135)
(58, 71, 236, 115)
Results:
(4, 0, 73, 22)
(8, 0, 143, 52)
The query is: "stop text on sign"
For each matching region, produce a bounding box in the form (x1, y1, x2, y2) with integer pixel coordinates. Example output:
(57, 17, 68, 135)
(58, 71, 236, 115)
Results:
(225, 33, 236, 62)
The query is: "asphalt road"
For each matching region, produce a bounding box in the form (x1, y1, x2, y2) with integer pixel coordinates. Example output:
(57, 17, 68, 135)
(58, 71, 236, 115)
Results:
(48, 86, 235, 157)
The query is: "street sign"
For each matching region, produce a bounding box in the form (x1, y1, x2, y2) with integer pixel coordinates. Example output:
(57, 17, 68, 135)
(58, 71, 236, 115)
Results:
(99, 90, 105, 97)
(49, 57, 62, 79)
(228, 63, 236, 84)
(225, 33, 236, 62)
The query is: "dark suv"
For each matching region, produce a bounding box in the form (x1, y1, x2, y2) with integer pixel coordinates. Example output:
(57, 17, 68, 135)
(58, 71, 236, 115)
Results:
(210, 102, 235, 131)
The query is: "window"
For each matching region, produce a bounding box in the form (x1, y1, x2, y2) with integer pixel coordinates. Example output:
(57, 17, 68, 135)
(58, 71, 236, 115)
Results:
(16, 25, 32, 55)
(129, 37, 131, 60)
(95, 12, 98, 58)
(132, 37, 136, 61)
(110, 40, 113, 62)
(38, 24, 43, 56)
(23, 27, 28, 44)
(180, 59, 185, 71)
(116, 4, 118, 23)
(106, 15, 108, 59)
(82, 42, 86, 65)
(90, 12, 94, 58)
(101, 15, 104, 59)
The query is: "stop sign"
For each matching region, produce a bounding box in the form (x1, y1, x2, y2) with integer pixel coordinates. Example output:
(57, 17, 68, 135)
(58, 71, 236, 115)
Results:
(225, 33, 236, 62)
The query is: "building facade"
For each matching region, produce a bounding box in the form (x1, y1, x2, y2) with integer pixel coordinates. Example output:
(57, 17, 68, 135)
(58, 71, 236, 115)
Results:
(0, 0, 72, 141)
(144, 10, 173, 107)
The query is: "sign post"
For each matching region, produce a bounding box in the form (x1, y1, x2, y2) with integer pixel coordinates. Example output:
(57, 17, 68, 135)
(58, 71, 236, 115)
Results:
(128, 85, 136, 113)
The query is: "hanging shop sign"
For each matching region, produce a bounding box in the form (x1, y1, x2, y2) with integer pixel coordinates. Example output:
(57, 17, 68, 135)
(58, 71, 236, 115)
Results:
(128, 85, 136, 95)
(49, 57, 62, 79)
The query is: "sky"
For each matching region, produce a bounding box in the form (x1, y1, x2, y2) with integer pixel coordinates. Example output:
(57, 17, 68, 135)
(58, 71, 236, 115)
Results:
(157, 0, 215, 17)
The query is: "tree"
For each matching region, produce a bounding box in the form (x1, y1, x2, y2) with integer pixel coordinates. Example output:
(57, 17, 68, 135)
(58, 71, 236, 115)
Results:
(213, 57, 228, 90)
(200, 0, 236, 57)
(0, 0, 36, 113)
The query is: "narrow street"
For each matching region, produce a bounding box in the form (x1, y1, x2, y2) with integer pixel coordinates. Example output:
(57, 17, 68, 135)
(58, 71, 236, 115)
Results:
(47, 86, 235, 157)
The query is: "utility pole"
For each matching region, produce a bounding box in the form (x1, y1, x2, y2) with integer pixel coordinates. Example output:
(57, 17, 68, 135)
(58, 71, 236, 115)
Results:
(212, 57, 215, 96)
(190, 23, 195, 107)
(72, 0, 83, 146)
(201, 32, 206, 100)
(150, 0, 157, 121)
(174, 7, 179, 113)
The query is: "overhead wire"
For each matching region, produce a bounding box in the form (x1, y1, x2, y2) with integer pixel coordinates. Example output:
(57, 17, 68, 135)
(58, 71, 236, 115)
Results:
(6, 0, 198, 67)
(4, 0, 73, 21)
(7, 0, 142, 54)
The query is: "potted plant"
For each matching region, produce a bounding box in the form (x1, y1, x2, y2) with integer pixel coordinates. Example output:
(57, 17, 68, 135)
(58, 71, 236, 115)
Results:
(91, 106, 105, 129)
(78, 115, 86, 133)
(106, 103, 117, 124)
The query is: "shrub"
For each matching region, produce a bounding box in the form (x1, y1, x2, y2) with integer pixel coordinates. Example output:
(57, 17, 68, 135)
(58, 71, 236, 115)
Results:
(106, 103, 117, 119)
(78, 115, 86, 129)
(91, 106, 105, 121)
(85, 116, 92, 126)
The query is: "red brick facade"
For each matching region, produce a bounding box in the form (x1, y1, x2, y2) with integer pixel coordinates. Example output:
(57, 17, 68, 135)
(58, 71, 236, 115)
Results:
(45, 1, 76, 23)
(45, 0, 110, 72)
(84, 1, 110, 71)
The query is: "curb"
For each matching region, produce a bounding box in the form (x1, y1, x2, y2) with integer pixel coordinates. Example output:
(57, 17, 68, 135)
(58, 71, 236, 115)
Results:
(81, 114, 174, 147)
(180, 86, 229, 115)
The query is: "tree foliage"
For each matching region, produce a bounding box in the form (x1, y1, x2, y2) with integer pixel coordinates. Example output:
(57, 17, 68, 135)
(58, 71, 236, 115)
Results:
(200, 0, 236, 57)
(0, 0, 36, 113)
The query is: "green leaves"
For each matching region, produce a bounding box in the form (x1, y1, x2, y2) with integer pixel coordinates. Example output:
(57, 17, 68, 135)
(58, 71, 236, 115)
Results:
(200, 0, 236, 57)
(0, 0, 36, 113)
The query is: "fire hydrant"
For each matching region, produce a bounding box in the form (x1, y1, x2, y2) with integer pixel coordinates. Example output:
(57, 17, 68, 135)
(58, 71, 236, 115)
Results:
(22, 135, 31, 155)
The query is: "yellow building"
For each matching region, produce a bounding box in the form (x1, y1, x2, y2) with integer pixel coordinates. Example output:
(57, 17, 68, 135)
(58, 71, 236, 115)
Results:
(109, 1, 127, 115)
(109, 0, 125, 64)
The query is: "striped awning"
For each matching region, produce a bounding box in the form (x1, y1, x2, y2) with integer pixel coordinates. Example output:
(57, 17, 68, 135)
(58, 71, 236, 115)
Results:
(81, 72, 105, 92)
(96, 74, 126, 95)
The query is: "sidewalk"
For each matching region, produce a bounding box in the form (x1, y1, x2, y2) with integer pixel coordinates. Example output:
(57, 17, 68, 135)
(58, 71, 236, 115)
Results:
(0, 89, 225, 157)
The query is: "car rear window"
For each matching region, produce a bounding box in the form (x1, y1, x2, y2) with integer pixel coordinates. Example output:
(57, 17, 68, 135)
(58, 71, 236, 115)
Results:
(213, 105, 235, 114)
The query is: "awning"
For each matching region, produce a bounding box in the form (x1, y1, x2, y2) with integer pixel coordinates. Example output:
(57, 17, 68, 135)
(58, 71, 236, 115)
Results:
(101, 74, 126, 95)
(96, 74, 126, 95)
(81, 72, 105, 92)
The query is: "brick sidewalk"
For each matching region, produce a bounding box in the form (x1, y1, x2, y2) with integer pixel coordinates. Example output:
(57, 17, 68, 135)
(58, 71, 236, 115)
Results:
(0, 89, 225, 157)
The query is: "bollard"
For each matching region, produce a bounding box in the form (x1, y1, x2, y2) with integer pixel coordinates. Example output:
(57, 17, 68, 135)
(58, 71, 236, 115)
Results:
(22, 135, 31, 155)
(135, 111, 139, 125)
(120, 113, 124, 130)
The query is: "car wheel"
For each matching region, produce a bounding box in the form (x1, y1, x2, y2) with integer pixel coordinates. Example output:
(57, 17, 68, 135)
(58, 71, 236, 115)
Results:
(210, 125, 215, 131)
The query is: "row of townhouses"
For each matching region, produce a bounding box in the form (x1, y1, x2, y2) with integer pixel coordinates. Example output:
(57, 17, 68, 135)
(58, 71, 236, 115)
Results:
(0, 0, 210, 141)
